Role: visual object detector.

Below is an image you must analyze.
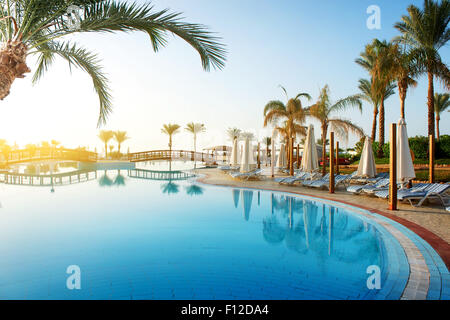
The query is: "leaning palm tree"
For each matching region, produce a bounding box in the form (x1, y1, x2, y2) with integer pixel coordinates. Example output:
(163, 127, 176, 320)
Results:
(185, 122, 205, 153)
(307, 85, 364, 175)
(98, 129, 114, 158)
(113, 130, 129, 154)
(356, 39, 397, 157)
(161, 123, 180, 153)
(0, 1, 226, 126)
(358, 78, 396, 142)
(395, 0, 450, 137)
(226, 128, 241, 142)
(435, 93, 450, 140)
(264, 85, 310, 175)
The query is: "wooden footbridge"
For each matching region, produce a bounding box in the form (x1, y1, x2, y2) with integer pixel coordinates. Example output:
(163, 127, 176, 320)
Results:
(128, 150, 216, 163)
(2, 147, 97, 165)
(0, 170, 98, 187)
(128, 169, 195, 181)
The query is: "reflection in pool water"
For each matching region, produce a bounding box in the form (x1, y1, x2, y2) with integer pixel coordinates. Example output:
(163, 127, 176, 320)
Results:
(0, 168, 402, 300)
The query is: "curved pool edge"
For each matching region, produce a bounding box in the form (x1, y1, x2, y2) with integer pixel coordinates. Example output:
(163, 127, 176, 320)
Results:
(194, 173, 450, 300)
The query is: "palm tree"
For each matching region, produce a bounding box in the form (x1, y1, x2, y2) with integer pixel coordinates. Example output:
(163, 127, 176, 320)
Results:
(113, 130, 129, 154)
(0, 1, 226, 126)
(390, 46, 418, 118)
(307, 85, 364, 175)
(264, 86, 311, 175)
(395, 0, 450, 137)
(161, 124, 180, 152)
(435, 93, 450, 140)
(98, 130, 114, 158)
(226, 128, 241, 142)
(358, 78, 396, 142)
(185, 123, 205, 153)
(356, 39, 397, 157)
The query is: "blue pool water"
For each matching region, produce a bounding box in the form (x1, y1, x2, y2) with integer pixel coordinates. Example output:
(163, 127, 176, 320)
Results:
(0, 167, 411, 300)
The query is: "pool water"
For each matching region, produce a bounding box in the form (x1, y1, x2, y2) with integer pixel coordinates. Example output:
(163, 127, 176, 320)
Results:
(0, 169, 407, 300)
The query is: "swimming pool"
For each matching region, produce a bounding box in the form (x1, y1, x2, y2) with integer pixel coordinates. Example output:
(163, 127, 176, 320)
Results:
(0, 167, 445, 300)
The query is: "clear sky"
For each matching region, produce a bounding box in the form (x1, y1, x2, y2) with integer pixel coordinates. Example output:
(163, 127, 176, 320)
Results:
(1, 0, 448, 153)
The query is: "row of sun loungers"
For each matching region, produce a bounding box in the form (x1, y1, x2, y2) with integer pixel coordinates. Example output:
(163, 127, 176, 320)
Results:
(222, 166, 449, 209)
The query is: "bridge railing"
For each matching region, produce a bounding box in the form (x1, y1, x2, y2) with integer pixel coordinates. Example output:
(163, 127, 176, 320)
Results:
(128, 150, 216, 163)
(2, 147, 98, 164)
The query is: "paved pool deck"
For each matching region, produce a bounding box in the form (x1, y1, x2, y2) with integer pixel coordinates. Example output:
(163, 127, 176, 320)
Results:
(195, 167, 450, 300)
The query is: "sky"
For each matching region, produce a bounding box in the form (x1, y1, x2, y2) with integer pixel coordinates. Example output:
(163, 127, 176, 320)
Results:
(0, 0, 448, 154)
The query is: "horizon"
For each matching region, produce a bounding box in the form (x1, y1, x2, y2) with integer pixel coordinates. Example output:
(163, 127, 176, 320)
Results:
(0, 0, 448, 153)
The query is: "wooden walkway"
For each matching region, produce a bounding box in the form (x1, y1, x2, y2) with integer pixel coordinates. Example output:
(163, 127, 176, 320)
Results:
(127, 169, 195, 181)
(128, 150, 215, 163)
(0, 170, 98, 186)
(3, 148, 97, 165)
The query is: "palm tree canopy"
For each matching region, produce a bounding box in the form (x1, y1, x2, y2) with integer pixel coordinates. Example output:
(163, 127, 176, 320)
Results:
(435, 92, 450, 114)
(185, 122, 206, 135)
(113, 130, 129, 144)
(226, 127, 241, 141)
(264, 86, 310, 139)
(98, 129, 114, 143)
(394, 0, 450, 89)
(358, 78, 396, 109)
(161, 123, 180, 136)
(307, 85, 364, 141)
(0, 0, 227, 126)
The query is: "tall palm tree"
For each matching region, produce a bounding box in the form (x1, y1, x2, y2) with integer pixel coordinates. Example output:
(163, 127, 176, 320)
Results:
(0, 1, 226, 126)
(395, 0, 450, 137)
(264, 86, 310, 175)
(98, 129, 114, 158)
(390, 46, 418, 118)
(434, 93, 450, 139)
(307, 85, 364, 175)
(161, 124, 180, 152)
(226, 128, 241, 142)
(113, 130, 129, 154)
(185, 122, 205, 153)
(356, 39, 397, 157)
(358, 78, 396, 142)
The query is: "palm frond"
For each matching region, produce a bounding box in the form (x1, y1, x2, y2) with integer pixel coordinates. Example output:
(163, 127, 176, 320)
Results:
(30, 41, 112, 127)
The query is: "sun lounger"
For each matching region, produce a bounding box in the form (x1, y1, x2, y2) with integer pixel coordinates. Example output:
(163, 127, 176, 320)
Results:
(374, 183, 428, 200)
(400, 183, 450, 207)
(278, 172, 308, 185)
(308, 175, 350, 188)
(303, 173, 330, 187)
(347, 178, 390, 194)
(230, 169, 263, 180)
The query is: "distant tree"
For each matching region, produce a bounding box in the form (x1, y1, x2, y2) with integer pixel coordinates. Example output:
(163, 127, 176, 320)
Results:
(98, 130, 114, 158)
(185, 123, 206, 153)
(434, 93, 450, 140)
(227, 128, 241, 141)
(113, 131, 130, 154)
(161, 124, 181, 152)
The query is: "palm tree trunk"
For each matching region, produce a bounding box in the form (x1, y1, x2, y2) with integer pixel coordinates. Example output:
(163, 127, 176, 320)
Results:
(322, 125, 327, 176)
(371, 105, 378, 142)
(377, 96, 385, 158)
(427, 72, 435, 137)
(436, 115, 440, 141)
(0, 40, 31, 100)
(399, 84, 406, 119)
(105, 143, 108, 158)
(118, 143, 121, 154)
(289, 137, 294, 176)
(266, 145, 269, 166)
